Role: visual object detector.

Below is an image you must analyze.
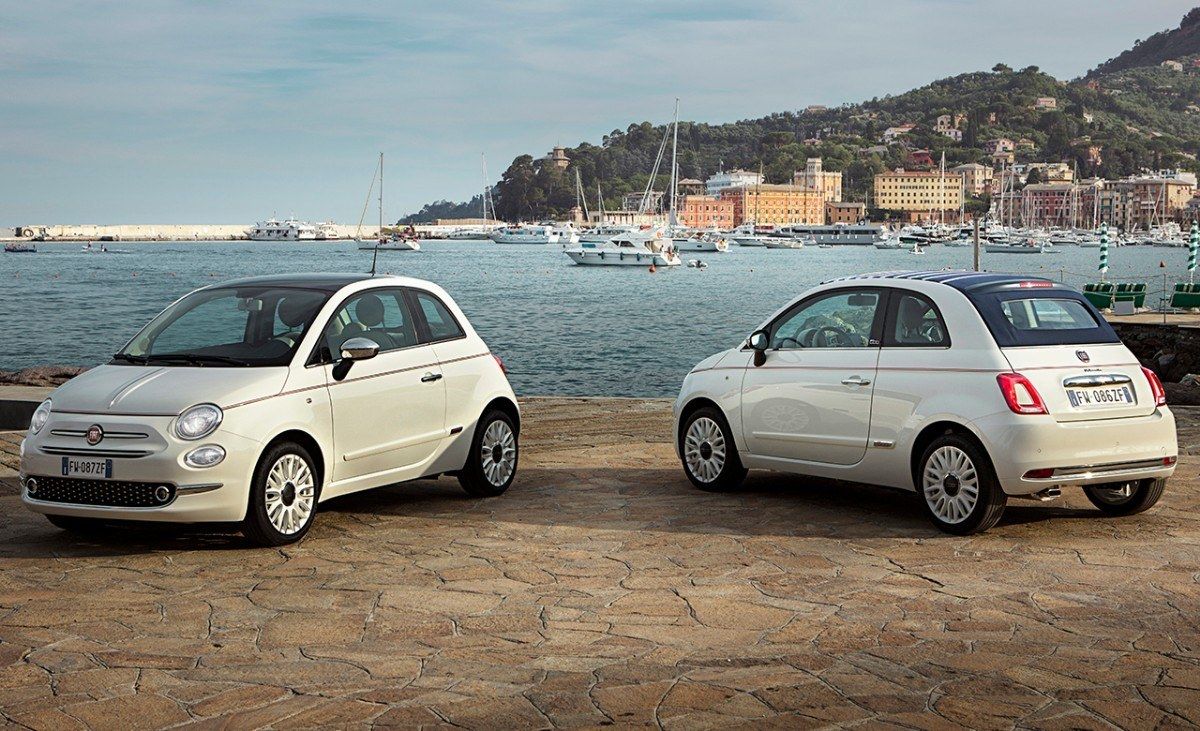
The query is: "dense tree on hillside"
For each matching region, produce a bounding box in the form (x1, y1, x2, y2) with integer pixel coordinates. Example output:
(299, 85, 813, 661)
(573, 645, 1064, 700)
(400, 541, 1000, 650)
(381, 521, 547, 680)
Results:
(400, 8, 1200, 222)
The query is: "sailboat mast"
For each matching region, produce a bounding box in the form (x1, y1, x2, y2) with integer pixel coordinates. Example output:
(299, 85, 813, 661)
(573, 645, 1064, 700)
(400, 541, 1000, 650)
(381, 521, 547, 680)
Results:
(668, 98, 679, 227)
(378, 152, 384, 236)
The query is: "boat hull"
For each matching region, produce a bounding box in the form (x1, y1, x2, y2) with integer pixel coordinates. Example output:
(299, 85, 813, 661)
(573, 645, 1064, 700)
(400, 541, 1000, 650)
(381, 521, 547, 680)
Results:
(564, 249, 680, 266)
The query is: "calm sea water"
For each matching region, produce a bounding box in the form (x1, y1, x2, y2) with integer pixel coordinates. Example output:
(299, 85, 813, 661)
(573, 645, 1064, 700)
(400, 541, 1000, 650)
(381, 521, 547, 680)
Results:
(1, 240, 1189, 397)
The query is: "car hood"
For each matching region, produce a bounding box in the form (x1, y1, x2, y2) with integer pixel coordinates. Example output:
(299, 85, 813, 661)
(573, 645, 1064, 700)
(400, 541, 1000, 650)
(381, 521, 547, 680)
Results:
(48, 364, 289, 416)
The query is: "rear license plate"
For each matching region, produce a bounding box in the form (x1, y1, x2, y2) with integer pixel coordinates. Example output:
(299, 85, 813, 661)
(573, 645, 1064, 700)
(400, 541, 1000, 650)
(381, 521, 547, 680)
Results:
(1066, 385, 1135, 409)
(61, 456, 113, 479)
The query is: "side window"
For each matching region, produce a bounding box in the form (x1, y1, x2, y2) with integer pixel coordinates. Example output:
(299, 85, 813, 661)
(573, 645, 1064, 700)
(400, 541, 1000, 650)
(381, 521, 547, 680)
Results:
(321, 288, 419, 356)
(412, 291, 465, 342)
(887, 292, 949, 347)
(770, 290, 881, 349)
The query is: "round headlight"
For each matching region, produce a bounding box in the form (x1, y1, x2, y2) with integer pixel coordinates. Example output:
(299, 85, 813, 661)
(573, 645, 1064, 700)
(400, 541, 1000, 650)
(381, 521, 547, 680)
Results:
(184, 445, 226, 468)
(30, 399, 51, 434)
(174, 403, 223, 441)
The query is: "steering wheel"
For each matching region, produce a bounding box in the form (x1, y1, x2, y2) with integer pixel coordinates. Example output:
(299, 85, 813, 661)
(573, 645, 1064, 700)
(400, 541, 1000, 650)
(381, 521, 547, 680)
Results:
(775, 335, 803, 349)
(919, 320, 945, 344)
(813, 325, 851, 348)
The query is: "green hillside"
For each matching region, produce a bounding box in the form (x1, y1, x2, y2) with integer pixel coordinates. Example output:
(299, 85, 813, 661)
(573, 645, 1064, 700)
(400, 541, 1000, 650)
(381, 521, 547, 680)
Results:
(402, 9, 1200, 223)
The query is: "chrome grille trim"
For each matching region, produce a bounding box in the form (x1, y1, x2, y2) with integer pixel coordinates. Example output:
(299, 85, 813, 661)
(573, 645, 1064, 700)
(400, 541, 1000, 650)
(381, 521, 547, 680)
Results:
(49, 429, 150, 440)
(39, 446, 153, 458)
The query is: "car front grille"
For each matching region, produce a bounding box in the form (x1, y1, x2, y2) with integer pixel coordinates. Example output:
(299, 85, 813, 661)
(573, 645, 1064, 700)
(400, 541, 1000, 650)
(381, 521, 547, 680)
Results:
(26, 476, 175, 508)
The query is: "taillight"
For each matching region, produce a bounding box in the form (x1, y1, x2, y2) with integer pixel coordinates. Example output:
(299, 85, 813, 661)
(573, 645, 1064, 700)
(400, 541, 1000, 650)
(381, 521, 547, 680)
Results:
(997, 372, 1048, 415)
(1141, 366, 1167, 407)
(492, 354, 507, 374)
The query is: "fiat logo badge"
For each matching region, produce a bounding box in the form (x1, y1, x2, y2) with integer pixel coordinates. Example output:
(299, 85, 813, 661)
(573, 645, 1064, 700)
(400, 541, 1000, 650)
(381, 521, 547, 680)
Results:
(85, 425, 104, 445)
(1076, 350, 1090, 363)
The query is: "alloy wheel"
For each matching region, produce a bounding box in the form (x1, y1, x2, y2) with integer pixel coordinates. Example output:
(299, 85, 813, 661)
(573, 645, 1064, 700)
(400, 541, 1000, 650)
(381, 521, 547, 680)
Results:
(480, 419, 516, 487)
(264, 454, 315, 535)
(922, 445, 980, 524)
(684, 416, 726, 483)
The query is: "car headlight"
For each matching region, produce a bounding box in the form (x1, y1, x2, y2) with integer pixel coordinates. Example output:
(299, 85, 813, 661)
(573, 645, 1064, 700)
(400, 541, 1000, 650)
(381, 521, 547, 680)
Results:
(30, 399, 51, 434)
(174, 403, 223, 440)
(184, 444, 226, 468)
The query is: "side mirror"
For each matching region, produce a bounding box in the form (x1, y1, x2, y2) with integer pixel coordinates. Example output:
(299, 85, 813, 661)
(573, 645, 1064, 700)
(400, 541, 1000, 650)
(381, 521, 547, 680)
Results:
(748, 329, 769, 367)
(332, 337, 379, 381)
(340, 337, 380, 362)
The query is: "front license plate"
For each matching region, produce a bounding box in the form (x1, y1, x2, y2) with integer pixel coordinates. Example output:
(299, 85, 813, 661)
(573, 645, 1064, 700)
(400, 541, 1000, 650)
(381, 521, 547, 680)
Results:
(61, 456, 113, 478)
(1066, 385, 1135, 409)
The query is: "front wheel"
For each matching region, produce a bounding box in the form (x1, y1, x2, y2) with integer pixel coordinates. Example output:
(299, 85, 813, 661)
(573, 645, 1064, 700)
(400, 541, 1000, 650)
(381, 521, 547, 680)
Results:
(917, 434, 1006, 535)
(679, 407, 747, 492)
(458, 410, 519, 497)
(242, 442, 319, 546)
(1083, 478, 1165, 516)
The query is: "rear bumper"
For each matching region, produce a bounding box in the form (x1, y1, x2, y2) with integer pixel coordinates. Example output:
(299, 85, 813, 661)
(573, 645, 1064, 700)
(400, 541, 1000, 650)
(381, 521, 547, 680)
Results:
(972, 408, 1177, 495)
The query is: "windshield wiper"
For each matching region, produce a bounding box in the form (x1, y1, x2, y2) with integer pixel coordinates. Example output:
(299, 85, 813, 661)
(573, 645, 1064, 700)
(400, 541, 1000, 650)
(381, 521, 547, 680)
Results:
(111, 353, 149, 364)
(145, 354, 252, 367)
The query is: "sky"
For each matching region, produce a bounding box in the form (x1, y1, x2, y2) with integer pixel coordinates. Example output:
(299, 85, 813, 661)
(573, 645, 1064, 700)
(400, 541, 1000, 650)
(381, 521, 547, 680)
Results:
(0, 0, 1194, 225)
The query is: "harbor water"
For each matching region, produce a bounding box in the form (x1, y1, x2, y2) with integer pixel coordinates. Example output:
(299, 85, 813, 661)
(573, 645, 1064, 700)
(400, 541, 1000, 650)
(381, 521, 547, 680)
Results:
(2, 240, 1191, 397)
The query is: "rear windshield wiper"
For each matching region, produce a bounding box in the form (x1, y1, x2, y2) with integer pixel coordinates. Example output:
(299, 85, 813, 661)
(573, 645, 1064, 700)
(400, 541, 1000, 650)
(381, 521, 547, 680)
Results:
(145, 354, 252, 367)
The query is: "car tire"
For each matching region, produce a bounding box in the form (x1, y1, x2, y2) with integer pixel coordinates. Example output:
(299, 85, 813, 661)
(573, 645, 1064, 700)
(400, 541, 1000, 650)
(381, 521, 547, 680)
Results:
(242, 442, 320, 547)
(1083, 478, 1165, 516)
(917, 433, 1006, 535)
(458, 410, 519, 498)
(45, 514, 105, 535)
(679, 406, 747, 492)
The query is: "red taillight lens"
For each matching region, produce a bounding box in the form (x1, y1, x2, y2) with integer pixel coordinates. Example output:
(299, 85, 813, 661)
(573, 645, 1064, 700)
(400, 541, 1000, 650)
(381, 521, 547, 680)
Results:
(1023, 468, 1055, 479)
(1141, 366, 1166, 407)
(997, 372, 1048, 415)
(492, 354, 507, 374)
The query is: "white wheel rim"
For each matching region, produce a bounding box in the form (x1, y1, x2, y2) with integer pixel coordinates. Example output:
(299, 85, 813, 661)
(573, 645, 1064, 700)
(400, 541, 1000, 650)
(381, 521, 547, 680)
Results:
(684, 417, 726, 483)
(480, 419, 516, 487)
(922, 446, 979, 524)
(264, 454, 316, 535)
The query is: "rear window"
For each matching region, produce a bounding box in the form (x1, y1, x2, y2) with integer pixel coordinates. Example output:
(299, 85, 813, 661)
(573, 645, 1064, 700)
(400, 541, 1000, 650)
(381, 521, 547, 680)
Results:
(972, 292, 1120, 347)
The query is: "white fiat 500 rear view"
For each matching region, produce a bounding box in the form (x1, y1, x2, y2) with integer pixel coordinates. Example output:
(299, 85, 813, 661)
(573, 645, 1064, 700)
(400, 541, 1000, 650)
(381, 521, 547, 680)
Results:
(21, 273, 520, 545)
(673, 271, 1177, 534)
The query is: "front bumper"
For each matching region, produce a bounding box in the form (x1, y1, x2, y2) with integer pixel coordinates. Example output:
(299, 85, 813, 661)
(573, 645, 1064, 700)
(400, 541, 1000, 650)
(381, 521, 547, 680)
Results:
(973, 407, 1178, 495)
(20, 414, 260, 523)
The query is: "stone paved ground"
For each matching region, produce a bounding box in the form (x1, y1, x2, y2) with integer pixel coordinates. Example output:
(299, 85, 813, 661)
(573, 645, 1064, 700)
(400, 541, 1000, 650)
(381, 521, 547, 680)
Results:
(0, 399, 1198, 729)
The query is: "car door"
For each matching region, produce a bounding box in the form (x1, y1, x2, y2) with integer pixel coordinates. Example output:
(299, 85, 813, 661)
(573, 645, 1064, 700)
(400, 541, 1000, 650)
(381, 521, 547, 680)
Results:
(320, 287, 447, 489)
(406, 288, 480, 437)
(740, 287, 885, 466)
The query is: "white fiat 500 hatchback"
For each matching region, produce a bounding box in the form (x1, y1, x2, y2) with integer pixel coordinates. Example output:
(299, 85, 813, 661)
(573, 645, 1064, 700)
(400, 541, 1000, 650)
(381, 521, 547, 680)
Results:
(674, 271, 1177, 534)
(21, 273, 520, 545)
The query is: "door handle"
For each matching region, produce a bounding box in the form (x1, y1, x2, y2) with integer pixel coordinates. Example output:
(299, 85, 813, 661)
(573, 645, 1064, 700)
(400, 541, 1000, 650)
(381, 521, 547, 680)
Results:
(841, 376, 871, 386)
(421, 372, 443, 383)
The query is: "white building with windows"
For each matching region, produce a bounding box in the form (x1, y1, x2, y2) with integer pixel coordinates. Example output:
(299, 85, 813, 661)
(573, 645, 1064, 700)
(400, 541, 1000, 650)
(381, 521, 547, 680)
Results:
(705, 169, 764, 196)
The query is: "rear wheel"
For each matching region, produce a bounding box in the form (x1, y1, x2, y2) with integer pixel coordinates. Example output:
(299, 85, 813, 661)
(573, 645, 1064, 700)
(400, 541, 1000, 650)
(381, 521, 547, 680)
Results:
(679, 407, 747, 492)
(917, 434, 1006, 535)
(242, 442, 319, 546)
(1084, 478, 1165, 516)
(458, 410, 518, 497)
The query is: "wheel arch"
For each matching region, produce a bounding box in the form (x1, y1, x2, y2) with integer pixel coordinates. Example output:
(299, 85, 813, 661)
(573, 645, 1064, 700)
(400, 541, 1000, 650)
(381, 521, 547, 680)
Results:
(908, 420, 995, 490)
(482, 396, 520, 435)
(259, 429, 327, 493)
(677, 397, 728, 441)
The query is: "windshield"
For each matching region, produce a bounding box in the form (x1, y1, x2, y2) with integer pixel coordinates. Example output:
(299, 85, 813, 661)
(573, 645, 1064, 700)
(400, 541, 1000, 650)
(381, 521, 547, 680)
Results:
(115, 286, 330, 367)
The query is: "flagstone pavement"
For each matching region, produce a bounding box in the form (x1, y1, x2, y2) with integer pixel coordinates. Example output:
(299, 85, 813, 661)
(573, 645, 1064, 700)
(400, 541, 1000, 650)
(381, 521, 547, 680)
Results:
(1, 399, 1198, 729)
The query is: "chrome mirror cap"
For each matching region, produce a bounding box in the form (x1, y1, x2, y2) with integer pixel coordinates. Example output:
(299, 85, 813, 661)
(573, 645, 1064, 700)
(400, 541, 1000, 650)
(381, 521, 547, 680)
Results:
(340, 337, 380, 361)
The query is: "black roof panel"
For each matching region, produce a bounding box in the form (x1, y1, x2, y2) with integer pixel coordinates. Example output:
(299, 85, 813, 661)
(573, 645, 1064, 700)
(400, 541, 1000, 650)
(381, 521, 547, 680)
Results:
(202, 273, 374, 292)
(822, 270, 1062, 293)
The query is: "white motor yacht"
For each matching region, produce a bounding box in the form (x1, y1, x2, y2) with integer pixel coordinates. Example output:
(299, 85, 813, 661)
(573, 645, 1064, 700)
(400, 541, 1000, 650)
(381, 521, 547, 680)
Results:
(564, 230, 680, 267)
(490, 224, 560, 245)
